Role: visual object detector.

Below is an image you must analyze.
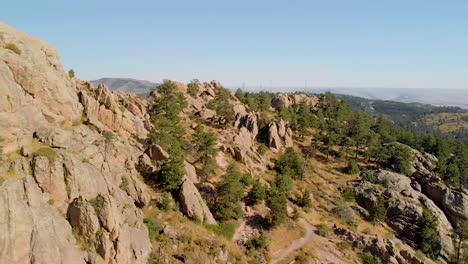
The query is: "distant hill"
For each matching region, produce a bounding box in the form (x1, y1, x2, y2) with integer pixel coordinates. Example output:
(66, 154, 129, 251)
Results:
(91, 78, 157, 96)
(334, 93, 468, 139)
(307, 87, 468, 110)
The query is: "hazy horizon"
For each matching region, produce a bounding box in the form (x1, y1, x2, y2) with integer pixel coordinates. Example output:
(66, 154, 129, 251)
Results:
(3, 1, 468, 90)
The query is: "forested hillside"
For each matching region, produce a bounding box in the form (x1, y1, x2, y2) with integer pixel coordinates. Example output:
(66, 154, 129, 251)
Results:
(334, 93, 468, 140)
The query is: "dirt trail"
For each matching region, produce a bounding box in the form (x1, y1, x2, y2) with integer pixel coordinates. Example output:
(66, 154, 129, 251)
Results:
(270, 218, 315, 264)
(270, 219, 348, 264)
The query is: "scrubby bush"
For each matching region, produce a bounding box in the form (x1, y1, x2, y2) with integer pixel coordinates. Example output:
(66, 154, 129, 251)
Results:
(317, 224, 330, 237)
(341, 188, 355, 202)
(187, 81, 199, 96)
(267, 187, 288, 227)
(68, 69, 75, 78)
(5, 43, 21, 55)
(206, 222, 236, 239)
(248, 180, 267, 205)
(33, 147, 57, 161)
(345, 160, 360, 174)
(359, 253, 381, 264)
(416, 207, 441, 259)
(157, 158, 185, 191)
(144, 218, 163, 241)
(160, 192, 172, 211)
(298, 191, 312, 208)
(362, 170, 378, 183)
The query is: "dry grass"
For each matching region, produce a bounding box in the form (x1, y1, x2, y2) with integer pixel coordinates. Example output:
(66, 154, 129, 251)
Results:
(268, 220, 306, 255)
(425, 112, 468, 132)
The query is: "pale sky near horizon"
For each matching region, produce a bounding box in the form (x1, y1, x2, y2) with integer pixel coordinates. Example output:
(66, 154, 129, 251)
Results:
(2, 0, 468, 89)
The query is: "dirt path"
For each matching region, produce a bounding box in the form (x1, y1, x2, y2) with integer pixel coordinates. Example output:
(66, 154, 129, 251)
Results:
(270, 219, 348, 264)
(270, 218, 315, 264)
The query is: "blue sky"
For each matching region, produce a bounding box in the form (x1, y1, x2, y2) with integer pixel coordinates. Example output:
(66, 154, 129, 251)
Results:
(2, 0, 468, 89)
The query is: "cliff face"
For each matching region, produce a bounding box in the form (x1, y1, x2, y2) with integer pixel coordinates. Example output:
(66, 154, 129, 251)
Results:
(0, 22, 152, 264)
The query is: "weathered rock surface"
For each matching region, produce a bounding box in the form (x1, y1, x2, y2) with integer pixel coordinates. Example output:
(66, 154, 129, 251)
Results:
(353, 169, 454, 258)
(268, 120, 293, 153)
(272, 93, 319, 110)
(0, 22, 151, 264)
(333, 227, 432, 264)
(179, 177, 217, 224)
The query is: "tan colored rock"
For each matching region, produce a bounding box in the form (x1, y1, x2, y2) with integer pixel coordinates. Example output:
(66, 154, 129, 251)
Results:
(179, 177, 216, 224)
(68, 197, 100, 241)
(184, 160, 199, 184)
(147, 144, 170, 162)
(268, 122, 283, 153)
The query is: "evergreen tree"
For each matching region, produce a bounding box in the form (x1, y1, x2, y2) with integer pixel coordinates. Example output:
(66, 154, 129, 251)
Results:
(452, 220, 468, 264)
(276, 147, 304, 179)
(248, 180, 267, 205)
(267, 187, 288, 227)
(417, 207, 441, 259)
(192, 124, 218, 179)
(215, 165, 245, 221)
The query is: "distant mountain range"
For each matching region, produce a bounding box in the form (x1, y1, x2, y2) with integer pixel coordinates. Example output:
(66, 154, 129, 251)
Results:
(306, 87, 468, 110)
(90, 78, 157, 96)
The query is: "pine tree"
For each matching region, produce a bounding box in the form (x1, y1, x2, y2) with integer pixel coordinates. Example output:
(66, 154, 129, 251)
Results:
(417, 207, 441, 259)
(267, 187, 288, 227)
(215, 165, 245, 221)
(452, 220, 468, 264)
(192, 124, 218, 179)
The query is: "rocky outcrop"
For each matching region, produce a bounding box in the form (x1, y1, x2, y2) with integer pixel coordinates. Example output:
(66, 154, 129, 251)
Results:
(179, 177, 217, 224)
(268, 120, 293, 153)
(272, 93, 319, 110)
(0, 23, 151, 263)
(333, 227, 431, 264)
(353, 169, 454, 258)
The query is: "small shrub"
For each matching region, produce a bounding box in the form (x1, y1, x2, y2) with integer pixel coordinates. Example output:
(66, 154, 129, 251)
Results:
(89, 195, 105, 213)
(68, 69, 75, 78)
(345, 160, 360, 175)
(342, 188, 355, 202)
(120, 176, 129, 192)
(206, 222, 236, 239)
(144, 218, 163, 241)
(298, 191, 312, 208)
(248, 180, 267, 205)
(293, 207, 300, 220)
(317, 224, 330, 237)
(359, 253, 381, 264)
(362, 170, 377, 183)
(187, 82, 199, 96)
(33, 147, 57, 161)
(5, 43, 21, 55)
(257, 144, 268, 155)
(246, 233, 268, 255)
(160, 192, 172, 211)
(48, 198, 55, 205)
(103, 131, 115, 143)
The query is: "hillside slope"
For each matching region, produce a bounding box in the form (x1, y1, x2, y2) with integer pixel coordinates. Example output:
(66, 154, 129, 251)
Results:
(91, 78, 157, 96)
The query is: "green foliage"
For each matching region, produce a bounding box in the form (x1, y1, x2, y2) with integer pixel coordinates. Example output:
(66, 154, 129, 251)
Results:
(267, 187, 288, 227)
(341, 188, 355, 202)
(380, 143, 413, 176)
(246, 233, 268, 255)
(369, 196, 386, 222)
(150, 80, 187, 156)
(359, 253, 381, 264)
(248, 180, 267, 204)
(207, 85, 235, 127)
(345, 160, 360, 174)
(416, 207, 441, 259)
(187, 80, 199, 96)
(103, 131, 115, 143)
(68, 69, 75, 78)
(335, 200, 356, 227)
(33, 147, 57, 161)
(5, 43, 21, 55)
(144, 218, 163, 241)
(317, 224, 330, 237)
(120, 176, 129, 192)
(160, 192, 173, 211)
(276, 147, 304, 180)
(215, 165, 245, 221)
(90, 195, 105, 213)
(192, 124, 218, 178)
(298, 191, 312, 208)
(292, 207, 300, 220)
(235, 88, 244, 101)
(452, 220, 468, 264)
(362, 170, 378, 183)
(205, 222, 236, 239)
(157, 158, 185, 191)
